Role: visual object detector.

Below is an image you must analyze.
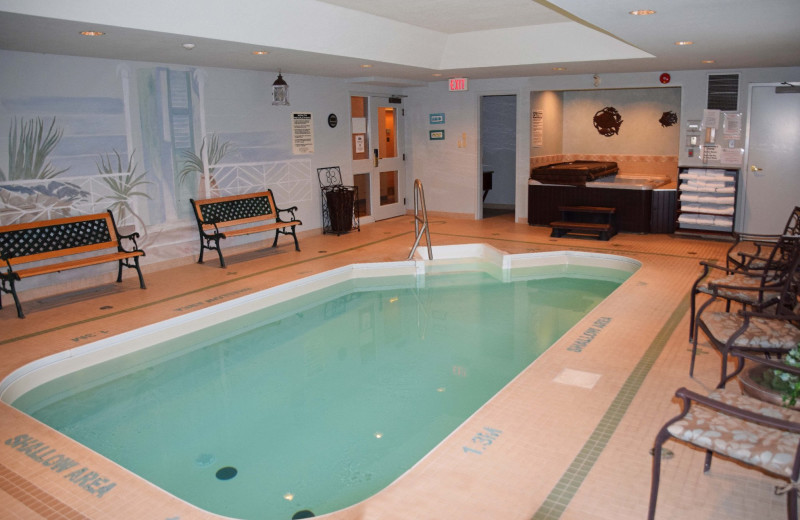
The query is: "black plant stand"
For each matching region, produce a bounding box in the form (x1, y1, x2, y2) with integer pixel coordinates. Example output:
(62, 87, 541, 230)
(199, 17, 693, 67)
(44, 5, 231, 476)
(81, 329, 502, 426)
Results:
(317, 166, 360, 235)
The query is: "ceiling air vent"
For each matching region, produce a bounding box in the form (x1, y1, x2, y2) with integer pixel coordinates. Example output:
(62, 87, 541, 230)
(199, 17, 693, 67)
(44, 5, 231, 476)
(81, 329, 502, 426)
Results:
(707, 73, 739, 111)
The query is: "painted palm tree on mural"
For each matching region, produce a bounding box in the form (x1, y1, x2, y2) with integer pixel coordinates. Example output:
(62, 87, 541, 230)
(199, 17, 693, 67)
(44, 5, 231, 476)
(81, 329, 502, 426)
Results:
(97, 149, 153, 242)
(0, 116, 68, 181)
(178, 134, 234, 197)
(0, 116, 90, 224)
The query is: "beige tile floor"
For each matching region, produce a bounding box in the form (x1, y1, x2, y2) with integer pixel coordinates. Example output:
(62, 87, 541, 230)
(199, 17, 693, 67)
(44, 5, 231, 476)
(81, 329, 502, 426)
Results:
(0, 214, 791, 520)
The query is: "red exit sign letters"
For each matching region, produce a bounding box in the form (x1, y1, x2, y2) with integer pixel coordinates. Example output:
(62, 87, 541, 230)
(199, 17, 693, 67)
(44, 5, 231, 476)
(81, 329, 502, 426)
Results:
(449, 78, 468, 91)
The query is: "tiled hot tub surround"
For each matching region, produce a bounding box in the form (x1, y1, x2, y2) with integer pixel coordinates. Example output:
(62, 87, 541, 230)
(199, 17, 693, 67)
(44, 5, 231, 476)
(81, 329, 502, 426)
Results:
(531, 155, 678, 185)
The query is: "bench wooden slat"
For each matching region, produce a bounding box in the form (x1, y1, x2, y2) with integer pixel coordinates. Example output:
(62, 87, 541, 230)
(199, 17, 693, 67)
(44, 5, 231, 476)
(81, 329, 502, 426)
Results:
(7, 239, 118, 267)
(0, 212, 115, 233)
(219, 220, 303, 238)
(13, 251, 144, 279)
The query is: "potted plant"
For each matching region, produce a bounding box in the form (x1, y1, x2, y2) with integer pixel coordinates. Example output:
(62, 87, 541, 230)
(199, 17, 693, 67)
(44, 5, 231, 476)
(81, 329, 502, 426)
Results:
(739, 345, 800, 409)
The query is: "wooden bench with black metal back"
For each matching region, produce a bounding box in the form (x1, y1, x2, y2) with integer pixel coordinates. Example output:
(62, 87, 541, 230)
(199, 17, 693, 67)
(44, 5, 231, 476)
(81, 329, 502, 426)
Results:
(0, 210, 146, 318)
(190, 190, 302, 268)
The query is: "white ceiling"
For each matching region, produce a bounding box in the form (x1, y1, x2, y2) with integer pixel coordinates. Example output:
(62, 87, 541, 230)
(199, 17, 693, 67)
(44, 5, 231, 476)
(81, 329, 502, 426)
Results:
(316, 0, 571, 33)
(0, 0, 798, 84)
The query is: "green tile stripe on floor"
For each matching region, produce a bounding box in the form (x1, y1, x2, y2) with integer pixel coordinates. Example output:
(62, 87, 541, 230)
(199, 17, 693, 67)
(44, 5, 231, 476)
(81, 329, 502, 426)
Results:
(0, 231, 412, 346)
(531, 293, 690, 520)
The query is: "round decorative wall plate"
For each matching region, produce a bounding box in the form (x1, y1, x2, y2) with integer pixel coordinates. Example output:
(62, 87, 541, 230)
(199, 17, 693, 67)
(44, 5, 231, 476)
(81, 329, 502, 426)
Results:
(593, 106, 623, 137)
(659, 111, 678, 127)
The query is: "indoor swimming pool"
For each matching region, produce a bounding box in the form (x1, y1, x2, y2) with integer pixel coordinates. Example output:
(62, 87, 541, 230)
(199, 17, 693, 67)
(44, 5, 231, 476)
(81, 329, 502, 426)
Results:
(1, 248, 638, 519)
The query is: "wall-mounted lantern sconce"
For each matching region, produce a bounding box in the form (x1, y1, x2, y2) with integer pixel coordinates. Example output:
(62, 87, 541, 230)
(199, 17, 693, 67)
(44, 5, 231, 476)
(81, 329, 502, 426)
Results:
(272, 72, 289, 106)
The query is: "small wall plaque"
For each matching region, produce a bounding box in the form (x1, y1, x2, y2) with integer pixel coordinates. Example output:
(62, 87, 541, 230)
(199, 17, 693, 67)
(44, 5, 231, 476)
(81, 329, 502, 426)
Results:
(429, 130, 445, 140)
(429, 113, 445, 124)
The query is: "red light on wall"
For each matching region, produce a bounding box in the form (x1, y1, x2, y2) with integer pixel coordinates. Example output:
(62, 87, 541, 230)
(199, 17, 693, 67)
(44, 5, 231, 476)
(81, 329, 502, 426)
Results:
(449, 78, 469, 91)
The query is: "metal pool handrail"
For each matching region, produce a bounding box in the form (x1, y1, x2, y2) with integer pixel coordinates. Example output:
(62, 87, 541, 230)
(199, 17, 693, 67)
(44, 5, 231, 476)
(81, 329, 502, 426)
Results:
(408, 179, 433, 260)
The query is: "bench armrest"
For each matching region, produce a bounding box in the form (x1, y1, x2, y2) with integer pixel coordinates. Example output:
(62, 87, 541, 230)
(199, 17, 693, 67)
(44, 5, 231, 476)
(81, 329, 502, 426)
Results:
(117, 230, 144, 253)
(0, 253, 14, 277)
(106, 210, 145, 254)
(276, 205, 299, 222)
(202, 218, 222, 236)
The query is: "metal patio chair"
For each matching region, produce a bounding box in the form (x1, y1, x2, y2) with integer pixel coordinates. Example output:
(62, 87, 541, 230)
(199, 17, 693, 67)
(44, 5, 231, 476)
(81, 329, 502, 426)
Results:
(690, 240, 800, 387)
(725, 205, 800, 271)
(689, 234, 800, 343)
(649, 353, 800, 520)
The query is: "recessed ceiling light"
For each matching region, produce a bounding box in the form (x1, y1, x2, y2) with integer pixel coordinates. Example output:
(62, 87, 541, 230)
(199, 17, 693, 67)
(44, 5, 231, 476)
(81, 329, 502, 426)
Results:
(80, 30, 105, 36)
(432, 73, 442, 77)
(629, 9, 655, 15)
(702, 59, 716, 64)
(675, 40, 694, 46)
(360, 64, 373, 68)
(182, 43, 196, 50)
(252, 50, 270, 55)
(552, 67, 567, 71)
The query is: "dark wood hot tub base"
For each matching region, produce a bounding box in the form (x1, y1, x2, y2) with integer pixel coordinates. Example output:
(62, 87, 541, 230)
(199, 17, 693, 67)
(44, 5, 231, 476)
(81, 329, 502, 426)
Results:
(529, 184, 655, 233)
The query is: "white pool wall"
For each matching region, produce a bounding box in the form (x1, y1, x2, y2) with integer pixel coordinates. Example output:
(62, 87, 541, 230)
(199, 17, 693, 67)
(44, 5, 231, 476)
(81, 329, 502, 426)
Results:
(0, 245, 640, 406)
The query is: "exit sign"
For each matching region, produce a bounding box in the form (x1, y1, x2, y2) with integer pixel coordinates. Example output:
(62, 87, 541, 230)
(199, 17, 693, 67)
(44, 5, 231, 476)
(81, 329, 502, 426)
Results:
(449, 78, 469, 91)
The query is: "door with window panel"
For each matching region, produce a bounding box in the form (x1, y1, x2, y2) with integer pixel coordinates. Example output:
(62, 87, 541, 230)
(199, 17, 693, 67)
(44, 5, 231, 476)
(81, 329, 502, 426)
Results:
(350, 95, 405, 222)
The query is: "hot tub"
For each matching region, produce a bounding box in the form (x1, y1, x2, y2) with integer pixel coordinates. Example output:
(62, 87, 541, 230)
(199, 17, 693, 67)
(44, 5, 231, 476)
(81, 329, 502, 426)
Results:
(528, 163, 676, 233)
(586, 173, 671, 190)
(530, 160, 618, 186)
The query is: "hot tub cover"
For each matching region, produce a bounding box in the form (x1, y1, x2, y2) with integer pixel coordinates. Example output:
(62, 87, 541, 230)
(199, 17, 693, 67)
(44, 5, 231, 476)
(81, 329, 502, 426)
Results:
(530, 160, 619, 186)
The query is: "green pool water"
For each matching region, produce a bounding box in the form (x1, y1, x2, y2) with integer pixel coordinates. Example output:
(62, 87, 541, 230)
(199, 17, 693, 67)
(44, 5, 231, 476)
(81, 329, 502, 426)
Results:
(12, 265, 628, 519)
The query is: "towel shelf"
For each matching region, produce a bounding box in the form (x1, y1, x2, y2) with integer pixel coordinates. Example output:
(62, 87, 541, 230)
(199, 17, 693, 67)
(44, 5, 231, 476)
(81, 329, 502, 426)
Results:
(676, 166, 738, 236)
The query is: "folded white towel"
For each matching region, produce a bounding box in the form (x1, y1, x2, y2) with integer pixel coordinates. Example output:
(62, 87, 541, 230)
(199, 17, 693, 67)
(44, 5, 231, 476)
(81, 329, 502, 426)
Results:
(687, 168, 728, 177)
(681, 183, 735, 193)
(685, 179, 731, 188)
(681, 203, 735, 215)
(714, 216, 733, 227)
(698, 195, 735, 205)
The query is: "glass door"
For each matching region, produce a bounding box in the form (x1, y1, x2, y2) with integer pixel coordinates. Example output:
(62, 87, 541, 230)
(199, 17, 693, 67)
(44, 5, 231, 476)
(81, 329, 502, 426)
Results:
(350, 95, 405, 222)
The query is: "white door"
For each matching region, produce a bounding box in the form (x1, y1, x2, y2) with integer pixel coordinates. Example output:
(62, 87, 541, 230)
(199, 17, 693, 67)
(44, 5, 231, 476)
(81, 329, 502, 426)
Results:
(350, 95, 405, 222)
(742, 84, 800, 233)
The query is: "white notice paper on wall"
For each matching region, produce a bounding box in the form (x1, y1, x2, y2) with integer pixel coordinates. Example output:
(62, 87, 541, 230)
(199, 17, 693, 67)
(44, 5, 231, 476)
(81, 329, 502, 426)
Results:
(720, 147, 744, 166)
(531, 109, 543, 147)
(702, 109, 720, 129)
(292, 112, 314, 155)
(722, 112, 742, 139)
(702, 144, 720, 162)
(352, 117, 366, 134)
